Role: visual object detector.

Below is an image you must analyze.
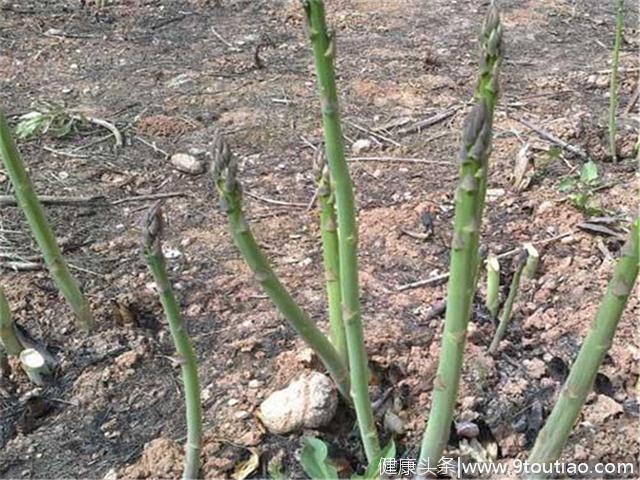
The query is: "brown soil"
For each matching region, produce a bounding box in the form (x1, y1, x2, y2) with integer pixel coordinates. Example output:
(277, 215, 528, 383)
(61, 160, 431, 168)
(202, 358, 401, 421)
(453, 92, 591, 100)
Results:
(0, 0, 638, 479)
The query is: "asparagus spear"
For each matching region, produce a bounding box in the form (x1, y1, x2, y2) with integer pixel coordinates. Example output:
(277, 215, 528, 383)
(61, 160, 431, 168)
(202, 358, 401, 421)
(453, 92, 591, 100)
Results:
(0, 285, 23, 355)
(314, 149, 348, 365)
(0, 110, 93, 330)
(142, 203, 202, 480)
(211, 131, 350, 401)
(0, 286, 23, 355)
(528, 218, 639, 472)
(523, 243, 540, 279)
(302, 0, 380, 462)
(418, 4, 502, 470)
(608, 0, 624, 160)
(489, 250, 527, 353)
(485, 254, 500, 319)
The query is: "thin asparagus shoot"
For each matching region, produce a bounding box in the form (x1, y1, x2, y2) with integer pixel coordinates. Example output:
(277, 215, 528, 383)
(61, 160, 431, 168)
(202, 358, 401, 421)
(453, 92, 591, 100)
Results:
(523, 243, 539, 279)
(0, 286, 23, 355)
(302, 0, 380, 463)
(608, 0, 624, 160)
(0, 110, 93, 330)
(211, 132, 350, 401)
(485, 255, 500, 320)
(314, 149, 348, 365)
(142, 203, 202, 480)
(528, 218, 639, 472)
(418, 4, 502, 470)
(489, 250, 528, 354)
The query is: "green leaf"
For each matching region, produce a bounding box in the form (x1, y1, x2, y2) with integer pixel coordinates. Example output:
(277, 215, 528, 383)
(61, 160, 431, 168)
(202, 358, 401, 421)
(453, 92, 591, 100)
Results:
(547, 146, 562, 160)
(15, 112, 46, 139)
(267, 453, 286, 480)
(300, 437, 338, 480)
(352, 440, 396, 480)
(558, 177, 577, 192)
(580, 161, 598, 185)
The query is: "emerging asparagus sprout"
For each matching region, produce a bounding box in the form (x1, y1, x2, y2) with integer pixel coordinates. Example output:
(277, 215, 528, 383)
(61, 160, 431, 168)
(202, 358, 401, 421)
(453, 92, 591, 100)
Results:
(418, 3, 502, 469)
(211, 131, 351, 401)
(608, 0, 624, 160)
(523, 243, 540, 279)
(142, 203, 202, 480)
(0, 110, 93, 330)
(302, 0, 380, 462)
(528, 218, 639, 473)
(0, 286, 23, 355)
(314, 149, 348, 365)
(489, 250, 528, 354)
(485, 255, 500, 319)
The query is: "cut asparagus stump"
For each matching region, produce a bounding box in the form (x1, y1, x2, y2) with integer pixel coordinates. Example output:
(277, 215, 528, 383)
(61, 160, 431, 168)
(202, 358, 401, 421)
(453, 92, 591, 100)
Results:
(20, 348, 50, 385)
(418, 4, 502, 471)
(527, 218, 639, 474)
(302, 0, 380, 463)
(485, 254, 500, 319)
(211, 131, 351, 402)
(0, 110, 93, 330)
(489, 250, 528, 354)
(314, 149, 348, 365)
(142, 203, 202, 480)
(0, 286, 23, 355)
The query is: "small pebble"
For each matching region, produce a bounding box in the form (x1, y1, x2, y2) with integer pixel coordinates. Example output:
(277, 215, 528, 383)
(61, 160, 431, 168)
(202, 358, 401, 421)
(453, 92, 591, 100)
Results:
(351, 138, 372, 154)
(170, 153, 205, 174)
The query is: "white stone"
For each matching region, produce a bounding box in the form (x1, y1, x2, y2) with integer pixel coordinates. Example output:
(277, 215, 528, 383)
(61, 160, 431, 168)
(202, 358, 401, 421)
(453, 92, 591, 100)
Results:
(171, 153, 204, 174)
(258, 371, 337, 434)
(351, 138, 372, 154)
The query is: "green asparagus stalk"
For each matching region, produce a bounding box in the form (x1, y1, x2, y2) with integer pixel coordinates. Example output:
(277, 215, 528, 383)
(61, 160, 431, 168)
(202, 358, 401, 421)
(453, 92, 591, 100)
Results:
(608, 0, 624, 160)
(523, 243, 539, 279)
(418, 5, 502, 470)
(0, 286, 23, 355)
(142, 204, 202, 480)
(314, 149, 348, 365)
(485, 254, 500, 319)
(0, 110, 93, 330)
(489, 251, 527, 354)
(302, 0, 380, 463)
(528, 218, 639, 471)
(211, 132, 351, 401)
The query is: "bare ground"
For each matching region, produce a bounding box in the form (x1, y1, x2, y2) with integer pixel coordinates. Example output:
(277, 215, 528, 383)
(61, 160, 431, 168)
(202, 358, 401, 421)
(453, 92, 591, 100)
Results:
(0, 0, 638, 478)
